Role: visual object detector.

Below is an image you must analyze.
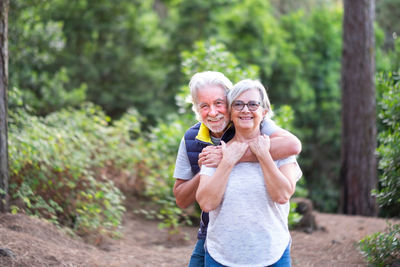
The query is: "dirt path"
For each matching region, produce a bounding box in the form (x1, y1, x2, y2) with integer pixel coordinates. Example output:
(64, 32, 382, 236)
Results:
(104, 211, 393, 267)
(0, 210, 397, 266)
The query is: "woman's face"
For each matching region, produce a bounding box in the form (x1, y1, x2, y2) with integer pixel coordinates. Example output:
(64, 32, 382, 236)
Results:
(230, 89, 267, 132)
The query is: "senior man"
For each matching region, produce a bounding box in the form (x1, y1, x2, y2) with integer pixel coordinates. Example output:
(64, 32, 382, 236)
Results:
(173, 71, 301, 267)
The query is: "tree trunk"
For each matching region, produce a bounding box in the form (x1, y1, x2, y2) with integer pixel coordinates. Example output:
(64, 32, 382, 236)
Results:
(0, 0, 9, 213)
(340, 0, 378, 216)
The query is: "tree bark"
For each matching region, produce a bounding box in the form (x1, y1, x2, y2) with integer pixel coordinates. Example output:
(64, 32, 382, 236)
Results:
(340, 0, 378, 216)
(0, 0, 9, 213)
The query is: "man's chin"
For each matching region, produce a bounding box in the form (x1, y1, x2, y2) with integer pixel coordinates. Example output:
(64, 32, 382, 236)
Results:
(205, 122, 228, 135)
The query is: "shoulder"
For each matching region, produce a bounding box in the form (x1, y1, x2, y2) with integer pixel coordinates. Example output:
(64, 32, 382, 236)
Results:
(184, 122, 201, 140)
(260, 119, 279, 135)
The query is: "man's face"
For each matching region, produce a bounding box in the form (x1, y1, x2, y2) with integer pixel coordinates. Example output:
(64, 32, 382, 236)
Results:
(196, 85, 230, 137)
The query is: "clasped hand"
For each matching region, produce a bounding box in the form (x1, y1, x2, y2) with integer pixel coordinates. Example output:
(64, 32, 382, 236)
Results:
(248, 134, 270, 159)
(198, 134, 270, 167)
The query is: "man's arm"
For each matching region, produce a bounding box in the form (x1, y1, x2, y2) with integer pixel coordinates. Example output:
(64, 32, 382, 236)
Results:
(172, 138, 199, 209)
(236, 128, 301, 162)
(268, 128, 302, 160)
(200, 124, 301, 165)
(173, 175, 200, 209)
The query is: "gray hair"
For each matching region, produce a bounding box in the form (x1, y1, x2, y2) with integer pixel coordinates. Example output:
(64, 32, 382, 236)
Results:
(227, 79, 273, 118)
(189, 71, 233, 118)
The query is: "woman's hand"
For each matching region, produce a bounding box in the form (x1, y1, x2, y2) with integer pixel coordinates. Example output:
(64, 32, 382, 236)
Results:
(221, 140, 249, 166)
(198, 146, 223, 167)
(249, 134, 271, 159)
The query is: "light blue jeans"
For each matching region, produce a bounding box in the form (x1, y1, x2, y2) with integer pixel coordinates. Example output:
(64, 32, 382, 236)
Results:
(188, 239, 206, 267)
(205, 242, 291, 267)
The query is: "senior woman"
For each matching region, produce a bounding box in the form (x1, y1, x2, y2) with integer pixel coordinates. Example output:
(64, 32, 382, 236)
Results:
(196, 79, 302, 267)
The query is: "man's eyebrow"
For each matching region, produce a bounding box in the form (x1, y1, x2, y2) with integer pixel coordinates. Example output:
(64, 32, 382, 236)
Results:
(215, 98, 225, 102)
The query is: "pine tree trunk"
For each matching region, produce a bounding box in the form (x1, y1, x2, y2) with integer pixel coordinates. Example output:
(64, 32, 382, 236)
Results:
(340, 0, 378, 216)
(0, 0, 9, 213)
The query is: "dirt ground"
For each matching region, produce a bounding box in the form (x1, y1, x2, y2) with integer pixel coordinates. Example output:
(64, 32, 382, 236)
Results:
(0, 207, 397, 267)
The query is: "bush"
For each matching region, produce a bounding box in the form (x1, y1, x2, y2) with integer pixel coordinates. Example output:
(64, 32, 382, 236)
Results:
(374, 71, 400, 217)
(359, 71, 400, 267)
(359, 222, 400, 266)
(136, 114, 191, 233)
(7, 104, 141, 240)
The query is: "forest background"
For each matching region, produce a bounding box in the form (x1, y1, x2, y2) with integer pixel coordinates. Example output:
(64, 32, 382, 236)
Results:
(4, 0, 400, 256)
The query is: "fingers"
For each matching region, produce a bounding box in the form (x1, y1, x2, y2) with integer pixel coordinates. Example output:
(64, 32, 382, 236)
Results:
(262, 134, 270, 143)
(199, 144, 224, 167)
(220, 140, 226, 152)
(203, 153, 222, 167)
(202, 145, 221, 153)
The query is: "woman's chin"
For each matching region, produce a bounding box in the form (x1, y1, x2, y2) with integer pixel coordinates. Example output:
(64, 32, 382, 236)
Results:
(236, 122, 256, 131)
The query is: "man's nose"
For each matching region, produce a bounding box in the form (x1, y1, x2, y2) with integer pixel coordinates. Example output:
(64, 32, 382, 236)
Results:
(209, 105, 218, 116)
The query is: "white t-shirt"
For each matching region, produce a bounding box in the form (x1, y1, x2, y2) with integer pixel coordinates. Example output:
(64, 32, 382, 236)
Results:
(200, 157, 302, 267)
(173, 119, 279, 180)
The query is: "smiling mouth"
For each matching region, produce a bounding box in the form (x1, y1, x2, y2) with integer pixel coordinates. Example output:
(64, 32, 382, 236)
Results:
(239, 116, 253, 120)
(208, 118, 222, 123)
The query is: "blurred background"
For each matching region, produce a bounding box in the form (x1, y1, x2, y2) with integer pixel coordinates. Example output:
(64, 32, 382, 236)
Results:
(5, 0, 399, 241)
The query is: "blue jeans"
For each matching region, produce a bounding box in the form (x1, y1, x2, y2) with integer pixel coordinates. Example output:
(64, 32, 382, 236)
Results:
(188, 239, 206, 267)
(205, 242, 291, 267)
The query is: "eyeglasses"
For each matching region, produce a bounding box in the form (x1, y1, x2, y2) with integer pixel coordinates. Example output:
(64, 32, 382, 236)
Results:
(232, 100, 261, 111)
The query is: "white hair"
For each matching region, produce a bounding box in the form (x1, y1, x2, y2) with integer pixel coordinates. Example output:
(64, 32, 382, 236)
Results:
(189, 71, 233, 119)
(228, 79, 273, 118)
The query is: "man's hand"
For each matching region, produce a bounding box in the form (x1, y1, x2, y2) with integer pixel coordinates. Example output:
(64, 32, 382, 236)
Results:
(198, 145, 223, 167)
(249, 134, 271, 159)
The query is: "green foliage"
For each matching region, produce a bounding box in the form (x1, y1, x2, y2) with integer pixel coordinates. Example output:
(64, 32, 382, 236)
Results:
(386, 38, 400, 71)
(9, 0, 87, 115)
(359, 222, 400, 267)
(181, 39, 260, 83)
(135, 114, 190, 232)
(7, 104, 144, 239)
(374, 72, 400, 217)
(376, 0, 400, 49)
(9, 0, 176, 121)
(272, 105, 295, 132)
(43, 0, 174, 121)
(274, 6, 343, 212)
(177, 39, 259, 119)
(288, 202, 302, 228)
(211, 0, 283, 79)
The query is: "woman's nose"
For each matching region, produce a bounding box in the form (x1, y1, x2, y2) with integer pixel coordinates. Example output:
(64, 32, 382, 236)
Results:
(241, 104, 250, 112)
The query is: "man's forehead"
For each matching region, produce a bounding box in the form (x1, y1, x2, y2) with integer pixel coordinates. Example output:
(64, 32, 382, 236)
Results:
(197, 96, 226, 103)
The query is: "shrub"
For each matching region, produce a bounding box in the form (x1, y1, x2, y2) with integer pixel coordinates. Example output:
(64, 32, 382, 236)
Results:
(359, 71, 400, 267)
(7, 103, 138, 240)
(134, 114, 191, 233)
(373, 71, 400, 217)
(359, 222, 400, 266)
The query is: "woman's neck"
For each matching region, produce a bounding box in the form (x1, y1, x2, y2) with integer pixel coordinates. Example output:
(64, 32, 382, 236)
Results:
(232, 129, 260, 142)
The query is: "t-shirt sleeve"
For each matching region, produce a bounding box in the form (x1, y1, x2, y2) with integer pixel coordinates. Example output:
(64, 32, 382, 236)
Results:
(275, 155, 302, 182)
(173, 137, 195, 180)
(200, 165, 217, 176)
(260, 118, 279, 136)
